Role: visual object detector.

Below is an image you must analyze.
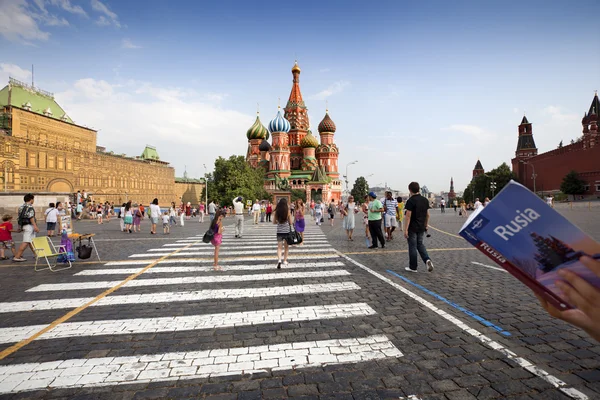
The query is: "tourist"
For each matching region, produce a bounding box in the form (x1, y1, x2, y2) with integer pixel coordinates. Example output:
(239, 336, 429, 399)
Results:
(168, 202, 176, 226)
(396, 197, 405, 232)
(252, 199, 261, 224)
(327, 199, 336, 226)
(460, 200, 468, 217)
(132, 203, 143, 232)
(233, 196, 245, 238)
(274, 198, 292, 269)
(0, 214, 17, 260)
(199, 201, 205, 223)
(185, 202, 191, 220)
(123, 201, 133, 233)
(179, 207, 185, 226)
(76, 190, 82, 206)
(13, 193, 39, 262)
(403, 181, 434, 273)
(474, 197, 483, 210)
(536, 256, 600, 343)
(149, 198, 161, 234)
(266, 202, 273, 222)
(294, 199, 305, 243)
(96, 203, 103, 224)
(208, 200, 216, 222)
(260, 201, 266, 223)
(440, 198, 446, 213)
(44, 203, 59, 237)
(484, 197, 491, 207)
(383, 191, 398, 241)
(367, 192, 385, 249)
(139, 203, 145, 218)
(162, 211, 170, 234)
(453, 199, 458, 212)
(343, 195, 358, 241)
(76, 201, 83, 220)
(314, 200, 324, 226)
(362, 195, 371, 245)
(210, 210, 225, 271)
(104, 201, 111, 222)
(546, 195, 554, 208)
(310, 200, 315, 219)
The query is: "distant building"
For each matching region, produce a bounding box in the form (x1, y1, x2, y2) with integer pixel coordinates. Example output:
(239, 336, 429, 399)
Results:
(448, 177, 456, 200)
(472, 160, 484, 179)
(511, 92, 600, 195)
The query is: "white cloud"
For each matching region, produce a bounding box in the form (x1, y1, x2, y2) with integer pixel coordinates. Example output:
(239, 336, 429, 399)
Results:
(441, 124, 497, 144)
(53, 76, 252, 178)
(543, 105, 579, 122)
(91, 0, 120, 28)
(0, 0, 50, 43)
(310, 81, 350, 100)
(121, 38, 141, 49)
(49, 0, 88, 17)
(0, 63, 32, 84)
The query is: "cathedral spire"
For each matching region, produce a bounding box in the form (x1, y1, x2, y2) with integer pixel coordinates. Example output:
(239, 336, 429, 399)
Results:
(287, 61, 305, 109)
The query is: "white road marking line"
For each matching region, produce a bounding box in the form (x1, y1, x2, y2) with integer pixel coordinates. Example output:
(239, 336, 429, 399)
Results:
(471, 261, 507, 272)
(103, 254, 340, 266)
(75, 261, 346, 275)
(0, 334, 401, 394)
(162, 242, 331, 248)
(0, 303, 376, 344)
(0, 282, 360, 313)
(151, 244, 333, 251)
(129, 248, 335, 257)
(26, 270, 352, 292)
(337, 251, 589, 400)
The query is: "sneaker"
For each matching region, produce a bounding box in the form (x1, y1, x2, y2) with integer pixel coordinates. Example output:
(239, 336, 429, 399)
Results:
(426, 259, 434, 272)
(12, 257, 26, 262)
(368, 245, 378, 249)
(277, 260, 281, 269)
(235, 235, 238, 238)
(404, 267, 417, 273)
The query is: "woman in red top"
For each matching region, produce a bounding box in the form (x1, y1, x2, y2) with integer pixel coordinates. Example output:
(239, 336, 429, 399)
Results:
(265, 202, 273, 222)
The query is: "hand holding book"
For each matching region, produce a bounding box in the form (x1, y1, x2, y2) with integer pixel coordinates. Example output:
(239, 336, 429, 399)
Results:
(536, 256, 600, 342)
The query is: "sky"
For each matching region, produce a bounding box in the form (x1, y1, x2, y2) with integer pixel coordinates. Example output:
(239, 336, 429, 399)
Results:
(0, 0, 599, 194)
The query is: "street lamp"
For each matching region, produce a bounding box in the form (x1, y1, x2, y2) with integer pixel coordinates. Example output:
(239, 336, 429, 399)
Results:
(203, 163, 208, 205)
(490, 180, 497, 198)
(345, 160, 358, 197)
(519, 160, 537, 194)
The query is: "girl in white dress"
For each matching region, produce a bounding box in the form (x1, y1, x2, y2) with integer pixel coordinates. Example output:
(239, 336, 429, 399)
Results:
(342, 196, 358, 241)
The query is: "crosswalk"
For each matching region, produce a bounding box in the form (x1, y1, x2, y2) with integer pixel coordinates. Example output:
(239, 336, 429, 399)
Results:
(0, 221, 403, 395)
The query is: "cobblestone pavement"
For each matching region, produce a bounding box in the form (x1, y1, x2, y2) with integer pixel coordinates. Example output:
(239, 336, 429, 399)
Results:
(0, 210, 598, 399)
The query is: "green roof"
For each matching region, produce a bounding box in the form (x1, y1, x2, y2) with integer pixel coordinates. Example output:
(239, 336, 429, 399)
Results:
(140, 145, 160, 160)
(0, 78, 73, 123)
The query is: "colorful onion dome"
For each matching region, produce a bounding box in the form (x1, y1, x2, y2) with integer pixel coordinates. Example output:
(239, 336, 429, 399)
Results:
(246, 113, 269, 140)
(259, 139, 272, 152)
(318, 110, 336, 133)
(292, 61, 301, 74)
(300, 130, 319, 148)
(269, 107, 290, 133)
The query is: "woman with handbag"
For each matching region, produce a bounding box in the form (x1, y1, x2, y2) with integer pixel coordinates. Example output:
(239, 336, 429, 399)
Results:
(273, 198, 293, 269)
(294, 199, 305, 245)
(209, 211, 224, 271)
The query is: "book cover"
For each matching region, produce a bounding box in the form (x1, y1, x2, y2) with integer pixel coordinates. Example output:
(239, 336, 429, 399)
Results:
(460, 180, 600, 309)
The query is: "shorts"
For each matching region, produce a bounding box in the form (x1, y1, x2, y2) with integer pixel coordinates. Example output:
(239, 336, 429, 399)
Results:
(124, 215, 133, 224)
(277, 233, 290, 242)
(22, 224, 36, 244)
(328, 213, 335, 220)
(151, 217, 159, 225)
(384, 214, 397, 228)
(0, 240, 14, 249)
(46, 222, 56, 231)
(97, 213, 102, 217)
(163, 223, 169, 228)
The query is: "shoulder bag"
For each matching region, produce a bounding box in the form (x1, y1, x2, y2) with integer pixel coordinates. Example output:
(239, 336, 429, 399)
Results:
(286, 221, 303, 245)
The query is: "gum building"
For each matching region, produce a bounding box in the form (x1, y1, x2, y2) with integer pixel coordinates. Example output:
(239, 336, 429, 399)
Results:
(0, 78, 203, 205)
(245, 62, 342, 203)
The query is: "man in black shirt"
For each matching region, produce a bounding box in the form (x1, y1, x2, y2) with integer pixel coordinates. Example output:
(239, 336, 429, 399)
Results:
(403, 182, 434, 272)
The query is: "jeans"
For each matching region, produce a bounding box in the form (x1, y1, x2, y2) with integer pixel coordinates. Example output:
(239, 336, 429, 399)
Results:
(368, 219, 385, 247)
(407, 231, 430, 270)
(209, 213, 215, 222)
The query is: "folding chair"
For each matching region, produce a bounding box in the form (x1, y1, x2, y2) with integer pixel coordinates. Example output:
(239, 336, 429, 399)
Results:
(32, 237, 72, 272)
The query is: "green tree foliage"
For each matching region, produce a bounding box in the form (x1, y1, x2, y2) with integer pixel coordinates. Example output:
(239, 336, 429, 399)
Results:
(201, 155, 271, 206)
(350, 176, 369, 202)
(463, 162, 517, 203)
(290, 189, 307, 203)
(560, 170, 586, 195)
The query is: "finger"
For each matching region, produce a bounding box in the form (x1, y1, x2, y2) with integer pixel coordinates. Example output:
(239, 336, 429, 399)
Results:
(557, 270, 600, 313)
(555, 280, 593, 315)
(579, 256, 600, 277)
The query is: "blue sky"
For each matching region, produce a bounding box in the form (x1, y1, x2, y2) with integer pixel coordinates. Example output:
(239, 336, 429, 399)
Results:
(1, 0, 599, 193)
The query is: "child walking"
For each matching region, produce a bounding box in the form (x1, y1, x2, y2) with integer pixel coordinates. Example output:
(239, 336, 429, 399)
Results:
(0, 215, 17, 260)
(162, 212, 170, 234)
(210, 211, 225, 271)
(274, 198, 293, 269)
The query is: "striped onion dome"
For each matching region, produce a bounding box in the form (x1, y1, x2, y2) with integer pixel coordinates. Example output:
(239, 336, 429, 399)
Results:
(268, 107, 290, 133)
(300, 130, 319, 148)
(246, 113, 269, 140)
(259, 139, 272, 152)
(318, 110, 336, 133)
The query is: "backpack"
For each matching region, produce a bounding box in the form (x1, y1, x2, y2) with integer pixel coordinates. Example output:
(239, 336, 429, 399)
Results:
(328, 204, 334, 214)
(17, 205, 31, 227)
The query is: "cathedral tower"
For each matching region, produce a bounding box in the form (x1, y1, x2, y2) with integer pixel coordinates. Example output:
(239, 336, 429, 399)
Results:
(317, 110, 340, 180)
(267, 107, 291, 179)
(245, 112, 269, 168)
(284, 61, 309, 170)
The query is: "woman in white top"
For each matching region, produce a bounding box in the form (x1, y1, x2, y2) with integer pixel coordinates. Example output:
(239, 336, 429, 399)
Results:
(149, 198, 161, 235)
(342, 196, 358, 241)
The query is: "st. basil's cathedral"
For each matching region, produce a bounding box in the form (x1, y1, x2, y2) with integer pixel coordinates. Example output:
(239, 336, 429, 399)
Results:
(245, 62, 342, 203)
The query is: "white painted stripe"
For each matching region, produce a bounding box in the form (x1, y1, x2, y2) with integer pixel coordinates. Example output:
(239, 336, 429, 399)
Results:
(0, 334, 401, 394)
(471, 261, 507, 272)
(0, 282, 360, 313)
(0, 303, 375, 344)
(162, 241, 330, 247)
(152, 244, 332, 251)
(129, 248, 336, 257)
(27, 270, 351, 292)
(76, 261, 346, 275)
(336, 251, 590, 400)
(103, 254, 340, 266)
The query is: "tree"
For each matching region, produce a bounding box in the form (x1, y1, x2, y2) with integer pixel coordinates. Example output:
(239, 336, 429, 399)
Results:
(350, 176, 369, 201)
(560, 170, 586, 195)
(201, 155, 271, 206)
(290, 189, 306, 203)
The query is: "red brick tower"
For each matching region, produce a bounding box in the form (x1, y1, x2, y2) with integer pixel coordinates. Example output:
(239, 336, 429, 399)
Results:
(582, 91, 599, 149)
(448, 177, 456, 200)
(515, 115, 538, 158)
(285, 62, 309, 171)
(472, 159, 484, 179)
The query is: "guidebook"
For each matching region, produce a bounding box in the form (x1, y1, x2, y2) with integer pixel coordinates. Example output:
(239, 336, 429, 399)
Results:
(459, 180, 600, 310)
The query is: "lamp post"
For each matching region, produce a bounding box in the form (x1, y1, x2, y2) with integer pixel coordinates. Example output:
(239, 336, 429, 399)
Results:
(490, 180, 497, 198)
(203, 163, 208, 205)
(519, 160, 537, 194)
(344, 160, 358, 198)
